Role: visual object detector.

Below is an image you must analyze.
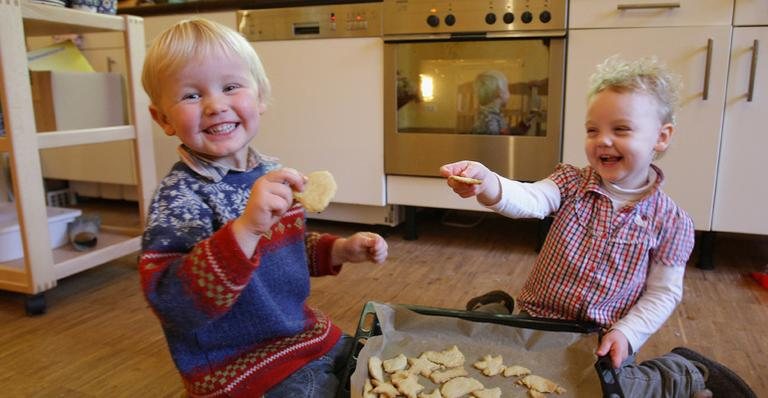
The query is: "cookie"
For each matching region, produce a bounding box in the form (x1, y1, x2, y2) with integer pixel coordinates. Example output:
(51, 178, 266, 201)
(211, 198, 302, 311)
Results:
(371, 381, 400, 398)
(408, 355, 441, 377)
(473, 354, 505, 377)
(392, 373, 424, 398)
(383, 353, 408, 373)
(419, 389, 443, 398)
(448, 175, 482, 185)
(362, 379, 376, 398)
(516, 374, 566, 394)
(503, 365, 531, 377)
(440, 376, 484, 398)
(423, 345, 465, 368)
(429, 367, 468, 384)
(368, 355, 384, 382)
(294, 170, 337, 212)
(472, 387, 502, 398)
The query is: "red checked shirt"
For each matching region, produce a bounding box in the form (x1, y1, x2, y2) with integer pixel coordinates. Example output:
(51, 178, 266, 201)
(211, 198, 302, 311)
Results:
(516, 164, 695, 327)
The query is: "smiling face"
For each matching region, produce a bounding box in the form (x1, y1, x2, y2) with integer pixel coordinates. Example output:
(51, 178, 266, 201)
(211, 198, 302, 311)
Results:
(149, 52, 266, 169)
(584, 89, 674, 189)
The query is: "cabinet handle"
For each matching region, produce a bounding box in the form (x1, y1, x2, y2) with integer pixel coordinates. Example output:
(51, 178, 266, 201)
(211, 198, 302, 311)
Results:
(703, 38, 713, 100)
(748, 40, 759, 102)
(617, 2, 681, 10)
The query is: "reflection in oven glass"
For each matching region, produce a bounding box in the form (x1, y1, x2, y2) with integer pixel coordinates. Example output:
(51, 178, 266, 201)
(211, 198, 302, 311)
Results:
(396, 39, 551, 136)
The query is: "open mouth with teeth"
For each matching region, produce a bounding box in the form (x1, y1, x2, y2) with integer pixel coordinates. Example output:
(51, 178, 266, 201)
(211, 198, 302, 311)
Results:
(599, 155, 622, 165)
(205, 122, 238, 135)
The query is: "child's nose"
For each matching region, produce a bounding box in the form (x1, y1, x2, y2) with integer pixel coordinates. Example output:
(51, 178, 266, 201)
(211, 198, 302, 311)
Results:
(203, 96, 228, 115)
(595, 131, 612, 146)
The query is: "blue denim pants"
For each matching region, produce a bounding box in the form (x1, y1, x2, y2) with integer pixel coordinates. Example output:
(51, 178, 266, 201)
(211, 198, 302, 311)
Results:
(264, 335, 354, 398)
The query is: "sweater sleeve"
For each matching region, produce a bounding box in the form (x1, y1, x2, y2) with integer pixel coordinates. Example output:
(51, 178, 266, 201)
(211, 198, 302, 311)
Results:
(305, 232, 341, 276)
(138, 173, 260, 329)
(486, 174, 561, 219)
(611, 261, 684, 351)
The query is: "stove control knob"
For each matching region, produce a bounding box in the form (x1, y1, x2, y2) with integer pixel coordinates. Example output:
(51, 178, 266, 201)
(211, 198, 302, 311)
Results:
(427, 14, 440, 27)
(521, 11, 533, 24)
(445, 14, 456, 26)
(485, 12, 497, 25)
(503, 12, 514, 24)
(540, 10, 552, 23)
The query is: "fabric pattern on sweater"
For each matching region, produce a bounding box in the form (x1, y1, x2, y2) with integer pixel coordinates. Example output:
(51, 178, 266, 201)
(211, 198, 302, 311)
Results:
(139, 160, 341, 397)
(517, 163, 695, 327)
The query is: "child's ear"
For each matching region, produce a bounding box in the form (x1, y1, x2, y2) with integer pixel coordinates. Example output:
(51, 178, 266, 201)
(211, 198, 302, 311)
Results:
(149, 105, 175, 136)
(257, 100, 267, 114)
(654, 123, 675, 152)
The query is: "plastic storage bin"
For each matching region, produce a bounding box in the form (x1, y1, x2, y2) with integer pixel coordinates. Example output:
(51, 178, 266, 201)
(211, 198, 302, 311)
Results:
(0, 203, 82, 262)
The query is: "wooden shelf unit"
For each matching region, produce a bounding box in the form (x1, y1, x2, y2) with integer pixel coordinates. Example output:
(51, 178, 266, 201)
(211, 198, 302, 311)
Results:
(0, 1, 156, 302)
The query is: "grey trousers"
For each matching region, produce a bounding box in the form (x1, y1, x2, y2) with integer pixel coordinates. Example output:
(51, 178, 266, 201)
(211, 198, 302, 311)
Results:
(614, 352, 707, 398)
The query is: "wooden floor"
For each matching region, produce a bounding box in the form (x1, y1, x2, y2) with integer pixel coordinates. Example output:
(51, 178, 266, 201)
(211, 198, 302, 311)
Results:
(1, 208, 766, 396)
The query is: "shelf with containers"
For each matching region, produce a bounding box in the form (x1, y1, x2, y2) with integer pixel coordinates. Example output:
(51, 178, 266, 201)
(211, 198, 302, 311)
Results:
(0, 2, 156, 314)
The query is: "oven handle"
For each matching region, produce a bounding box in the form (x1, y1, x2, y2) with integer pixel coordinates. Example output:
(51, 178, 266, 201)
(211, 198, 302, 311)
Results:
(383, 30, 566, 42)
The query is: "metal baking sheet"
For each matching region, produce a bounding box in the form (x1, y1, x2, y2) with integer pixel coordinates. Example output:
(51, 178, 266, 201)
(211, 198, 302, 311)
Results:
(349, 302, 604, 397)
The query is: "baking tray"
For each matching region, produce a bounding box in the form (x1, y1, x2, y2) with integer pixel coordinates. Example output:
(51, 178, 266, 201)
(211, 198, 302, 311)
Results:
(337, 301, 625, 398)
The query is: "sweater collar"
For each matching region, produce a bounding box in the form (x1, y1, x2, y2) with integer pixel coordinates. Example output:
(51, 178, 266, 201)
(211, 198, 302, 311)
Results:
(177, 145, 276, 182)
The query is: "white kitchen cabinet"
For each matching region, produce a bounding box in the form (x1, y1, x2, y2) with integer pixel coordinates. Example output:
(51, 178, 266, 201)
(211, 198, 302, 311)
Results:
(712, 28, 768, 234)
(0, 3, 156, 313)
(563, 26, 732, 230)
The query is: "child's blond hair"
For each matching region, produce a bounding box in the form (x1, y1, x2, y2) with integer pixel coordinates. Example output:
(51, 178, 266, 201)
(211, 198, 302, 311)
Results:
(588, 55, 681, 125)
(474, 70, 508, 106)
(142, 18, 271, 107)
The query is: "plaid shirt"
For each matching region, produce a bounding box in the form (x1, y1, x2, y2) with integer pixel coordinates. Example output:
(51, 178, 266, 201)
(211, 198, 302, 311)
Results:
(518, 164, 695, 327)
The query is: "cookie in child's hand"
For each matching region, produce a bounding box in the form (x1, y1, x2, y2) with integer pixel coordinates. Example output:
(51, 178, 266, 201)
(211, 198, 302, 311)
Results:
(293, 170, 337, 212)
(449, 175, 482, 185)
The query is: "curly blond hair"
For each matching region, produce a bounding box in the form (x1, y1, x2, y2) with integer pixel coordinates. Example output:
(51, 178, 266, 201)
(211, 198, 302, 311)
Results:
(142, 18, 271, 107)
(588, 55, 681, 125)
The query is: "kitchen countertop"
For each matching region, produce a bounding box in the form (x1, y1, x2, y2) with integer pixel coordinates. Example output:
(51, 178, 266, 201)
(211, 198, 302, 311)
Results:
(118, 0, 380, 16)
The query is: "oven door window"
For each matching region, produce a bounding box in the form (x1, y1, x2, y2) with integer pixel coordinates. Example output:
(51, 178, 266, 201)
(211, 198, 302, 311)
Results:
(396, 39, 551, 136)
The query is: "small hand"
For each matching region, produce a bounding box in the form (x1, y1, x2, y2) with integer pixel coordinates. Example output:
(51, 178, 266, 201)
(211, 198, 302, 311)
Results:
(237, 168, 305, 236)
(439, 160, 501, 206)
(596, 329, 630, 369)
(332, 232, 388, 265)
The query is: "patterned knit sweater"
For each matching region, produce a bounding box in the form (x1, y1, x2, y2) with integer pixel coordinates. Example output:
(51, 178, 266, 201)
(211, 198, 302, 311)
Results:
(139, 160, 342, 397)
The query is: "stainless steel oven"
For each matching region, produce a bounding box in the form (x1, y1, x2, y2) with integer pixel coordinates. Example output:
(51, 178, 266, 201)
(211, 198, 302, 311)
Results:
(384, 0, 567, 181)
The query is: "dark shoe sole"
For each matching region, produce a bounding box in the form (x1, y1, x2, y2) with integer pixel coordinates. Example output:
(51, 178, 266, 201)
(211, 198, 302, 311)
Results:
(671, 347, 756, 398)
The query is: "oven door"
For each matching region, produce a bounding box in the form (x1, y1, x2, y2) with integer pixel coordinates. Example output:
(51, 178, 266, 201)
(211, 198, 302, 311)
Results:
(384, 35, 565, 181)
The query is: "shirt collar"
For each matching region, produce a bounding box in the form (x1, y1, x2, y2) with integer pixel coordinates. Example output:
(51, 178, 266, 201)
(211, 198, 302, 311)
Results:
(177, 145, 274, 182)
(584, 164, 665, 198)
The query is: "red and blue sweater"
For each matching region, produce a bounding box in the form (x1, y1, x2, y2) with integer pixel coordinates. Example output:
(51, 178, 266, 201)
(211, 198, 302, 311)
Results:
(139, 159, 342, 397)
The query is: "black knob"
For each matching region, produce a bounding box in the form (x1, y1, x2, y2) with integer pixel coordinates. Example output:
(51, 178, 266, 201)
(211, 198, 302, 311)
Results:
(485, 12, 496, 25)
(521, 11, 533, 24)
(540, 10, 552, 23)
(445, 14, 456, 26)
(503, 12, 514, 24)
(426, 14, 440, 27)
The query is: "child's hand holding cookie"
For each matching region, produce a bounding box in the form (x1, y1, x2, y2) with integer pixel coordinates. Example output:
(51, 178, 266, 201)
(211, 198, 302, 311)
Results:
(233, 168, 304, 255)
(331, 232, 388, 265)
(440, 160, 501, 206)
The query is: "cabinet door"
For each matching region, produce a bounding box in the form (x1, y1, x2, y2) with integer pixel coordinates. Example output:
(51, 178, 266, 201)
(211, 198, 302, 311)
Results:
(252, 38, 385, 206)
(712, 27, 768, 234)
(563, 27, 731, 230)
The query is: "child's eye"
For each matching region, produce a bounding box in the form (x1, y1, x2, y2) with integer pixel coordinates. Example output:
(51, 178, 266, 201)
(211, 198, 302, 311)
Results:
(614, 126, 631, 133)
(585, 127, 598, 135)
(224, 84, 241, 93)
(181, 93, 200, 101)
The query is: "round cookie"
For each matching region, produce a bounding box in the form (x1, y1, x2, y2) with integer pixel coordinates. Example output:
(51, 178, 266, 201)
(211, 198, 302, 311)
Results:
(294, 170, 337, 213)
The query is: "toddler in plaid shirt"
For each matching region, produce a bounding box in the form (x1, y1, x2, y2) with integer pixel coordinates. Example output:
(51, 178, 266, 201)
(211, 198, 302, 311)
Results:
(442, 56, 755, 398)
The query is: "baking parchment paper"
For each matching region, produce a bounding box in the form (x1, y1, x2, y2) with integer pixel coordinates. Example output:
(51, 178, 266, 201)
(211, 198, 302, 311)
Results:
(350, 302, 603, 398)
